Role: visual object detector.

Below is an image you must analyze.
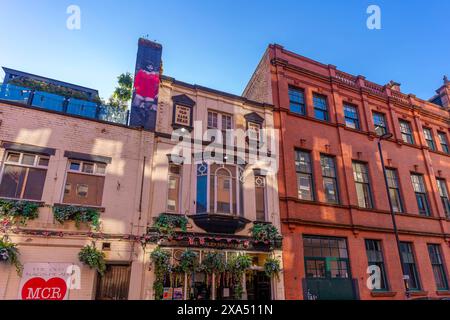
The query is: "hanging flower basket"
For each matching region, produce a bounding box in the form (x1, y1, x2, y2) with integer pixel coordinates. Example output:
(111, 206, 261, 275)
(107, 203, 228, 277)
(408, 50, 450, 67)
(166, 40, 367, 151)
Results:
(0, 237, 22, 274)
(78, 244, 106, 276)
(264, 257, 281, 279)
(250, 223, 282, 244)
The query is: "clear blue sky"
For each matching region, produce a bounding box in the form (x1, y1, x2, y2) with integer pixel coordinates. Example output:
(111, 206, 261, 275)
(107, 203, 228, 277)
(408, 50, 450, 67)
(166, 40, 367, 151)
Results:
(1, 0, 449, 101)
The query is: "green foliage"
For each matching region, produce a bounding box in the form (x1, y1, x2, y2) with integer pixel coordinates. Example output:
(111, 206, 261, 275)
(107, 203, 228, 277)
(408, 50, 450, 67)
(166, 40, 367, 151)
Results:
(78, 244, 106, 275)
(199, 252, 226, 275)
(9, 77, 102, 104)
(226, 254, 253, 300)
(227, 254, 252, 273)
(0, 237, 22, 274)
(250, 223, 282, 243)
(53, 205, 100, 230)
(108, 72, 133, 110)
(179, 250, 198, 274)
(0, 199, 40, 225)
(154, 214, 188, 236)
(150, 247, 172, 300)
(264, 257, 281, 279)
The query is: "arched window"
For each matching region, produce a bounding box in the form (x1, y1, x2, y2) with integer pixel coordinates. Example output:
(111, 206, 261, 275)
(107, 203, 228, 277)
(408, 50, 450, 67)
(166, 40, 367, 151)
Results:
(196, 162, 244, 215)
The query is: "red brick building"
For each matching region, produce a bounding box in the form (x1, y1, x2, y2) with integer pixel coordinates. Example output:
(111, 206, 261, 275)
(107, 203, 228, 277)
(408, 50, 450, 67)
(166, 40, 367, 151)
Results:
(244, 44, 450, 300)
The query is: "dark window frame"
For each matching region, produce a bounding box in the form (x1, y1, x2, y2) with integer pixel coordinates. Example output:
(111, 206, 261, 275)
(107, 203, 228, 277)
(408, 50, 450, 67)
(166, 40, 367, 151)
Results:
(320, 154, 340, 204)
(352, 161, 374, 209)
(295, 149, 315, 201)
(410, 173, 431, 216)
(385, 168, 404, 213)
(343, 103, 360, 130)
(427, 244, 449, 291)
(365, 239, 390, 291)
(288, 86, 306, 115)
(313, 93, 329, 122)
(436, 178, 450, 218)
(372, 111, 388, 136)
(423, 127, 436, 151)
(399, 120, 414, 144)
(437, 131, 449, 154)
(400, 242, 422, 291)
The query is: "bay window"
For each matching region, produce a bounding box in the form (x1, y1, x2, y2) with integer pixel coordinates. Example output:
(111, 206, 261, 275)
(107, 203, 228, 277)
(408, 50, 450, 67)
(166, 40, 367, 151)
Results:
(196, 162, 244, 216)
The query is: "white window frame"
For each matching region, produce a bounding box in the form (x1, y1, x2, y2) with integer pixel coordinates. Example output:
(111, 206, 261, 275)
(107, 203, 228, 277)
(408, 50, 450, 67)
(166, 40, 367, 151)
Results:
(0, 151, 49, 201)
(61, 159, 107, 205)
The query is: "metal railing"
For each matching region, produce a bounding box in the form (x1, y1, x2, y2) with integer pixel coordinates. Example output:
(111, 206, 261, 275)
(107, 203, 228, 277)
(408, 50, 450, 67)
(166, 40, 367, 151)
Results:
(0, 83, 129, 125)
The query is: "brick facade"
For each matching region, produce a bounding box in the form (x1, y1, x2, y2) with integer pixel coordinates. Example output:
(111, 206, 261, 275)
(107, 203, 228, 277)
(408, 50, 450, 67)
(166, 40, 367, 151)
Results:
(244, 44, 450, 300)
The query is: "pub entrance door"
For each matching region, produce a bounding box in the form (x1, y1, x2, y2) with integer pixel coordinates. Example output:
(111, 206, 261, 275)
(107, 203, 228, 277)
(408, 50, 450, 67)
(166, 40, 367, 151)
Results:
(95, 264, 131, 300)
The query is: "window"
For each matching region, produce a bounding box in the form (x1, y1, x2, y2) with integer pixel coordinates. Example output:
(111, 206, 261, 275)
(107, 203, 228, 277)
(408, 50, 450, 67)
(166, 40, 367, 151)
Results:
(254, 175, 266, 221)
(437, 131, 449, 154)
(352, 162, 373, 208)
(313, 93, 329, 121)
(385, 169, 403, 213)
(0, 151, 49, 200)
(320, 155, 339, 204)
(195, 162, 244, 215)
(303, 236, 350, 279)
(288, 87, 306, 115)
(436, 178, 450, 218)
(343, 104, 360, 130)
(410, 173, 431, 216)
(427, 244, 449, 290)
(63, 160, 106, 206)
(207, 111, 218, 129)
(373, 112, 387, 136)
(248, 122, 261, 142)
(207, 110, 233, 141)
(399, 120, 414, 144)
(295, 150, 314, 201)
(423, 128, 435, 151)
(400, 242, 421, 291)
(167, 164, 181, 212)
(365, 240, 389, 291)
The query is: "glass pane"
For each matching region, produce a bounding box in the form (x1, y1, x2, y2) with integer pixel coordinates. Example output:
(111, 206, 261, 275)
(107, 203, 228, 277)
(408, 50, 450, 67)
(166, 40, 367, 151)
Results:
(22, 168, 46, 200)
(82, 163, 94, 174)
(63, 173, 104, 206)
(0, 165, 26, 198)
(21, 154, 36, 165)
(38, 157, 49, 167)
(6, 152, 20, 163)
(96, 163, 106, 175)
(70, 162, 81, 171)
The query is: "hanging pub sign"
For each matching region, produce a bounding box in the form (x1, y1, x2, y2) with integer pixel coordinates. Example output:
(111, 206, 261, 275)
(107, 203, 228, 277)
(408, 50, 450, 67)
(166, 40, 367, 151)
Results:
(129, 38, 163, 132)
(18, 263, 76, 300)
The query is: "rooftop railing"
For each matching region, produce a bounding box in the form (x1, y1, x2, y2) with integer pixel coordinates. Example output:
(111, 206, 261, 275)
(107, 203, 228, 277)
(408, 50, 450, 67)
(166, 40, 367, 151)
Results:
(0, 83, 129, 125)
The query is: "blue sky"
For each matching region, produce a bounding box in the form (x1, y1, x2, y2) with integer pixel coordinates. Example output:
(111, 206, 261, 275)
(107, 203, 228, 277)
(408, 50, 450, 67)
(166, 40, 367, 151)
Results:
(0, 0, 449, 101)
